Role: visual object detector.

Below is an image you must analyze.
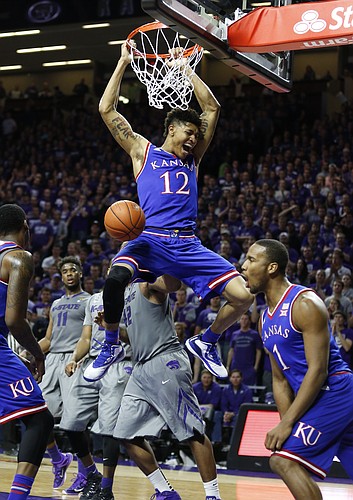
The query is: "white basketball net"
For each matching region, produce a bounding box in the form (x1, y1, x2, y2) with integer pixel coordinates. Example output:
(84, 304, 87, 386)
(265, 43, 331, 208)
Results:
(127, 25, 204, 110)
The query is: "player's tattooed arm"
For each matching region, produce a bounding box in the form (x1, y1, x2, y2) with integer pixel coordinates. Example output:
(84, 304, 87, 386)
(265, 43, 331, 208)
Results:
(111, 115, 136, 142)
(6, 250, 33, 313)
(5, 251, 44, 362)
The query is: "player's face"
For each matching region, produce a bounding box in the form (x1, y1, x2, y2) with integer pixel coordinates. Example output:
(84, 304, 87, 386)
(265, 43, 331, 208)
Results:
(60, 263, 82, 291)
(241, 244, 270, 294)
(169, 121, 199, 159)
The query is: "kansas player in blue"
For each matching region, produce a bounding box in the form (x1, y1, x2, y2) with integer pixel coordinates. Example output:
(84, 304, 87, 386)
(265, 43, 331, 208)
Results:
(0, 204, 54, 499)
(84, 40, 253, 383)
(242, 239, 353, 500)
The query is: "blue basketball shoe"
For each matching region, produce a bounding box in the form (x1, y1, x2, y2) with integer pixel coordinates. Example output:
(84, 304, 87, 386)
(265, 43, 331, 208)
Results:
(83, 341, 125, 382)
(150, 490, 181, 499)
(62, 472, 87, 495)
(185, 334, 228, 379)
(52, 452, 73, 489)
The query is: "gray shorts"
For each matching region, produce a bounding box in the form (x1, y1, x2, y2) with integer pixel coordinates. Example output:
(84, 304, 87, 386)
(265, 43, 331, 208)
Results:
(60, 358, 133, 434)
(40, 352, 77, 418)
(114, 349, 205, 441)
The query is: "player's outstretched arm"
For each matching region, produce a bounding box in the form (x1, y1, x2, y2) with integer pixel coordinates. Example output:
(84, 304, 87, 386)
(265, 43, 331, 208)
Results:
(189, 72, 220, 164)
(99, 41, 148, 168)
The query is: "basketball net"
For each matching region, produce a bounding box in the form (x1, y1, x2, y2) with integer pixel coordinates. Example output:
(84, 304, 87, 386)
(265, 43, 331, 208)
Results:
(127, 21, 203, 110)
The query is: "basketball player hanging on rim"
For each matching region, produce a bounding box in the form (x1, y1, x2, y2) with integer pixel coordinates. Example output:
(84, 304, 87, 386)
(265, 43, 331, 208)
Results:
(84, 40, 253, 383)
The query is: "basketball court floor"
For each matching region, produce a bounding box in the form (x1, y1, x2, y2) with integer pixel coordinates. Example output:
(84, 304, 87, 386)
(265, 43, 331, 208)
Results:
(1, 453, 353, 499)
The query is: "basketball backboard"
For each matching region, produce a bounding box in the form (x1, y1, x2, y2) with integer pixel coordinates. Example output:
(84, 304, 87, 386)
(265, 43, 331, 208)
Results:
(141, 0, 293, 92)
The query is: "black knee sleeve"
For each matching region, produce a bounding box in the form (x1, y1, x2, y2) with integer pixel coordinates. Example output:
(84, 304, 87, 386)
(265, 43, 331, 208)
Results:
(103, 266, 132, 324)
(19, 409, 54, 466)
(102, 435, 120, 467)
(66, 430, 90, 458)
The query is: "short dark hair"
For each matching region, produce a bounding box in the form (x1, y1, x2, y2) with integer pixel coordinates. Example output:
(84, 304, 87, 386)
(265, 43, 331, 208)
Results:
(0, 204, 26, 235)
(163, 108, 202, 137)
(255, 239, 289, 275)
(57, 256, 82, 274)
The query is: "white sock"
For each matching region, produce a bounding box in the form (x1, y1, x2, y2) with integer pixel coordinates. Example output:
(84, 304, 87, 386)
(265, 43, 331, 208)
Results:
(147, 468, 173, 492)
(203, 478, 220, 498)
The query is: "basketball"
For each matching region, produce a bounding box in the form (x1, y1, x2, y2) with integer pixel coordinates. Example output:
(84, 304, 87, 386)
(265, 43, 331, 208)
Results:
(104, 200, 146, 241)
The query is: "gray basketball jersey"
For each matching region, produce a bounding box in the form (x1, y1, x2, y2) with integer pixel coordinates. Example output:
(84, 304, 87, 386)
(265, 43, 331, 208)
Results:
(50, 291, 90, 352)
(84, 291, 132, 358)
(123, 283, 180, 362)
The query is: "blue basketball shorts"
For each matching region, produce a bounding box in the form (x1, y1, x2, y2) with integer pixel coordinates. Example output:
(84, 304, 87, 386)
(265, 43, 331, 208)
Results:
(274, 372, 353, 479)
(111, 229, 240, 300)
(0, 336, 47, 424)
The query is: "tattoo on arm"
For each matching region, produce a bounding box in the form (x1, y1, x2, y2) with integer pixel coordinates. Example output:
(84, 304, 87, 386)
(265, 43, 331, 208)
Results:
(111, 116, 135, 141)
(7, 252, 33, 311)
(199, 118, 208, 139)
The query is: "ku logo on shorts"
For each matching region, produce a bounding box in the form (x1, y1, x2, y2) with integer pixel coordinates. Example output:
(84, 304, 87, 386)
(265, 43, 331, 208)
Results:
(9, 377, 36, 398)
(293, 422, 322, 447)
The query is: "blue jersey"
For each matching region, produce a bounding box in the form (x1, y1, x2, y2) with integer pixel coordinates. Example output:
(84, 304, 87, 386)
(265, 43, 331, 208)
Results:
(0, 240, 22, 339)
(261, 284, 350, 394)
(136, 143, 198, 229)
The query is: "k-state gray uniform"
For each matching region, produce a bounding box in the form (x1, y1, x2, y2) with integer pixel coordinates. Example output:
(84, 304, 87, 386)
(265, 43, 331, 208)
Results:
(60, 292, 133, 434)
(114, 283, 205, 441)
(40, 291, 90, 418)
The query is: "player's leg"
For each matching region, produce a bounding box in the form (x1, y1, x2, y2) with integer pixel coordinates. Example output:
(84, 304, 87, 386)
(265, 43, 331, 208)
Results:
(210, 276, 254, 332)
(269, 454, 322, 499)
(187, 433, 221, 500)
(83, 264, 132, 382)
(185, 252, 253, 378)
(89, 435, 120, 500)
(123, 437, 181, 499)
(66, 429, 102, 500)
(8, 410, 54, 500)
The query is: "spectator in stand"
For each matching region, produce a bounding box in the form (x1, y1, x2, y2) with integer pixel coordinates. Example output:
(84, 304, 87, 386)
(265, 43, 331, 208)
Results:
(195, 297, 222, 338)
(172, 287, 196, 340)
(342, 273, 353, 302)
(334, 232, 353, 267)
(34, 287, 53, 319)
(310, 269, 332, 302)
(82, 221, 106, 250)
(51, 209, 68, 248)
(193, 370, 223, 445)
(217, 240, 238, 266)
(88, 263, 105, 293)
(198, 223, 213, 250)
(326, 297, 342, 321)
(83, 276, 95, 295)
(325, 280, 353, 319)
(292, 258, 310, 287)
(41, 244, 62, 274)
(325, 248, 352, 287)
(278, 232, 299, 266)
(331, 310, 353, 369)
(226, 312, 263, 385)
(47, 273, 65, 301)
(221, 369, 253, 441)
(300, 245, 321, 283)
(30, 212, 54, 256)
(68, 195, 91, 241)
(86, 239, 106, 266)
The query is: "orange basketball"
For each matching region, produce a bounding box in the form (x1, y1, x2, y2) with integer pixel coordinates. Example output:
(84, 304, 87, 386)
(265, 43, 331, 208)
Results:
(104, 200, 146, 241)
